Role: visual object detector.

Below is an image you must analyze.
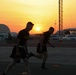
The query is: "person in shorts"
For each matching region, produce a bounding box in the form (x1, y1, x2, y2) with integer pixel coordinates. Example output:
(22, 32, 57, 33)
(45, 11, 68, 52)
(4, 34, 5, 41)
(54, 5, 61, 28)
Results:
(3, 22, 34, 75)
(30, 27, 55, 69)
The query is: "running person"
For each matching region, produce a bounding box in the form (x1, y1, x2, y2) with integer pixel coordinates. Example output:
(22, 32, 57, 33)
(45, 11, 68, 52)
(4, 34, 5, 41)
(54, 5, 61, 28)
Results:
(30, 27, 55, 69)
(2, 22, 34, 75)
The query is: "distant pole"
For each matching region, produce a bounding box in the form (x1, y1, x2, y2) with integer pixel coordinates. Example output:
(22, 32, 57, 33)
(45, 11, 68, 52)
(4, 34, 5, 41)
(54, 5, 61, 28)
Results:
(59, 0, 63, 36)
(54, 20, 56, 33)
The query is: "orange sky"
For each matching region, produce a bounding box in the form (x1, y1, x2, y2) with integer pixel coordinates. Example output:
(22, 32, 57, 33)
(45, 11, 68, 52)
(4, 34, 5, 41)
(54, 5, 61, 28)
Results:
(0, 0, 76, 34)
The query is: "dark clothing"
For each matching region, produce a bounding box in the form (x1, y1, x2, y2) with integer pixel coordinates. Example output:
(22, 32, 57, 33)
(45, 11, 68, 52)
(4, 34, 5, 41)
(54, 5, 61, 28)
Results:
(10, 46, 27, 58)
(37, 31, 50, 53)
(10, 29, 29, 60)
(42, 31, 51, 44)
(17, 29, 29, 46)
(37, 43, 47, 53)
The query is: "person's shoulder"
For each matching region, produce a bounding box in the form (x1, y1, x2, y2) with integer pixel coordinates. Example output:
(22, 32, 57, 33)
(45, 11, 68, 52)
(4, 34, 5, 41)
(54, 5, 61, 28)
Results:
(17, 29, 24, 35)
(43, 31, 48, 34)
(19, 29, 25, 32)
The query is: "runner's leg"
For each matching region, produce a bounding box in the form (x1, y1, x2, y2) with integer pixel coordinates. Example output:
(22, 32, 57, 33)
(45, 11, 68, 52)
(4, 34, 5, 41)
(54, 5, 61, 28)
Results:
(22, 58, 30, 75)
(41, 52, 48, 69)
(4, 59, 16, 74)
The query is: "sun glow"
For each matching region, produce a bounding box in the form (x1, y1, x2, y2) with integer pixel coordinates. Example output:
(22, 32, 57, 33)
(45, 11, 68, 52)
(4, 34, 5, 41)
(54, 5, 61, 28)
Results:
(36, 27, 41, 31)
(0, 0, 76, 34)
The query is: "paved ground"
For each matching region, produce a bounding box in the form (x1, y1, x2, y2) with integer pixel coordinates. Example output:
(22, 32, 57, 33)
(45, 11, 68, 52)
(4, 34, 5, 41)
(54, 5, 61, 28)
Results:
(0, 62, 76, 75)
(0, 47, 76, 64)
(0, 47, 76, 75)
(0, 39, 76, 47)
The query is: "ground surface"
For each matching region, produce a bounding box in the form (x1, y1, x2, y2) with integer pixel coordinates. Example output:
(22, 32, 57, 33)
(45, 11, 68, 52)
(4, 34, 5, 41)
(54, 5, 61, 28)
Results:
(0, 47, 76, 75)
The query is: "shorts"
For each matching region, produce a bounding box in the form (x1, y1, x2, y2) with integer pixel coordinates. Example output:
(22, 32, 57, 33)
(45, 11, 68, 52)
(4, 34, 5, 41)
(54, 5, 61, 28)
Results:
(10, 45, 27, 59)
(37, 43, 47, 53)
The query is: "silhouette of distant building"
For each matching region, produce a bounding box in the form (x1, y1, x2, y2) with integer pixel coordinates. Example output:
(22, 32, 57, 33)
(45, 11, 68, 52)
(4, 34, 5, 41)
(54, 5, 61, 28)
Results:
(0, 24, 10, 33)
(0, 24, 10, 41)
(10, 32, 17, 38)
(55, 28, 76, 36)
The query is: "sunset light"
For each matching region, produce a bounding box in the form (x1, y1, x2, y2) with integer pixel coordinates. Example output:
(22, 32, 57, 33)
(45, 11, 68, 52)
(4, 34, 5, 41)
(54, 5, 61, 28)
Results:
(0, 0, 76, 34)
(36, 27, 41, 31)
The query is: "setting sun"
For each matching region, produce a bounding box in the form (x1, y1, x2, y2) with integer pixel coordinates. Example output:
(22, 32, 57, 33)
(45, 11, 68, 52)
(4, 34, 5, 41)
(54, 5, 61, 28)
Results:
(36, 27, 41, 31)
(0, 0, 76, 34)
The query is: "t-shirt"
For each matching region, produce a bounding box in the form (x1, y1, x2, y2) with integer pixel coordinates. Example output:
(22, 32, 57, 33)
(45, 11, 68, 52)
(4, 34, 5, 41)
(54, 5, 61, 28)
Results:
(17, 29, 29, 46)
(40, 31, 51, 44)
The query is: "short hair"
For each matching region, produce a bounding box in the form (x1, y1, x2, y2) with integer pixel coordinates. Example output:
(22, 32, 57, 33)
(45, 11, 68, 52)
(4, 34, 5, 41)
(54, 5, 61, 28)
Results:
(27, 22, 34, 26)
(49, 27, 54, 30)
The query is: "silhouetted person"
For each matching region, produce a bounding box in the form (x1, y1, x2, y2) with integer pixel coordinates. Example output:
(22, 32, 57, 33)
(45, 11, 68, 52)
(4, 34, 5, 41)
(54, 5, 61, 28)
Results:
(30, 27, 55, 69)
(2, 22, 34, 75)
